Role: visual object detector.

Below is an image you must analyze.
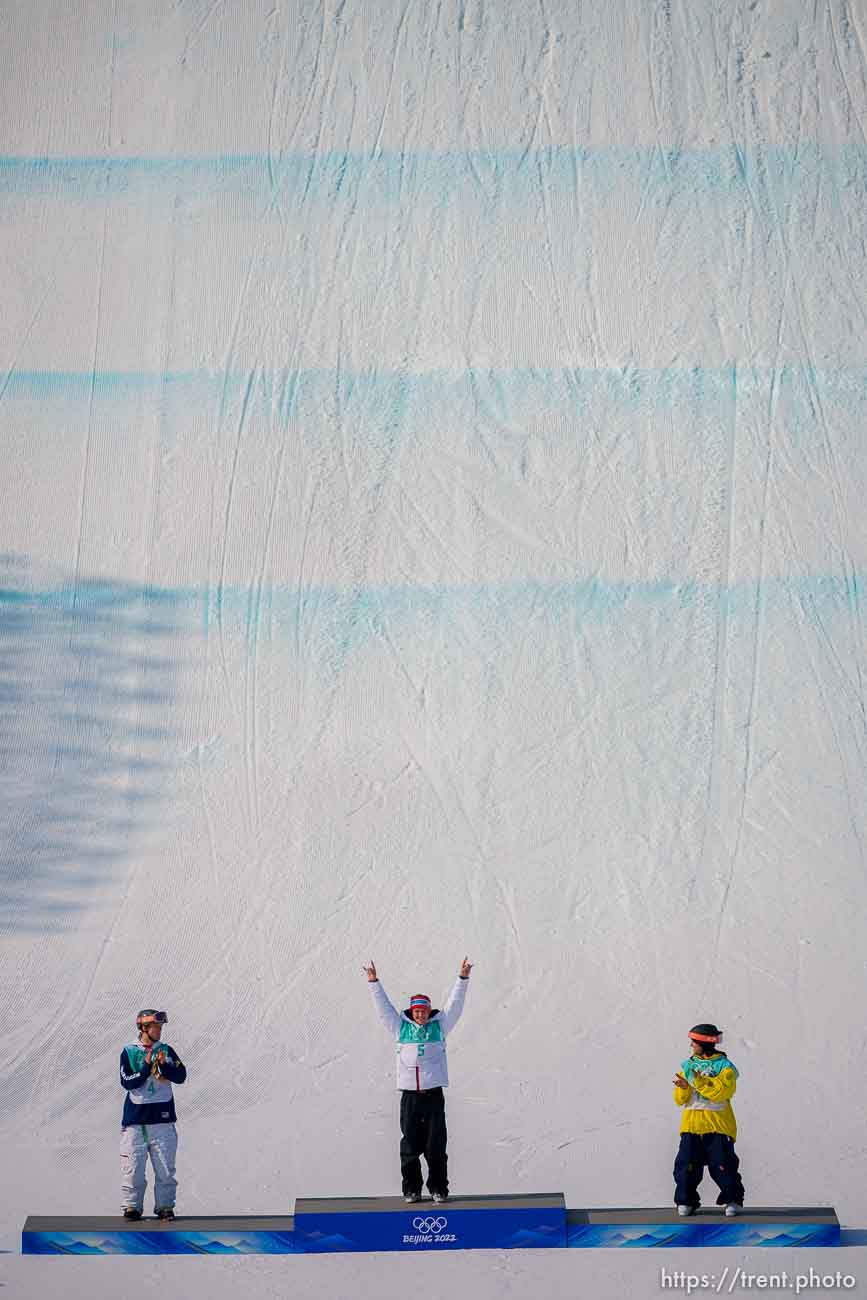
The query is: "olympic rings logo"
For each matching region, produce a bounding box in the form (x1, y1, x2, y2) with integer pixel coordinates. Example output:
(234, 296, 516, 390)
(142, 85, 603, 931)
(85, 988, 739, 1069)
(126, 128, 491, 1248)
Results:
(412, 1216, 447, 1233)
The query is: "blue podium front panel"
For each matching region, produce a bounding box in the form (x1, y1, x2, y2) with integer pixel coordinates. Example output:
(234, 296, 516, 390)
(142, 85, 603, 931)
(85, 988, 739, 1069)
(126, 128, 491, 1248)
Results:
(21, 1203, 841, 1255)
(22, 1216, 297, 1256)
(567, 1208, 841, 1249)
(293, 1193, 566, 1253)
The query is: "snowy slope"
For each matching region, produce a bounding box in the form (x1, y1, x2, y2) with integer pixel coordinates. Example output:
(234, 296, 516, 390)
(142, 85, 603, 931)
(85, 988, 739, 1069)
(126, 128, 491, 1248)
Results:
(2, 3, 867, 1297)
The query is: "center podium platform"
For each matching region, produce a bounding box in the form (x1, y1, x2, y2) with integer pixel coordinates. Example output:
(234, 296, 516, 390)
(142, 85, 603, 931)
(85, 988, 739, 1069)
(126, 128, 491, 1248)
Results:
(21, 1200, 841, 1255)
(294, 1193, 565, 1251)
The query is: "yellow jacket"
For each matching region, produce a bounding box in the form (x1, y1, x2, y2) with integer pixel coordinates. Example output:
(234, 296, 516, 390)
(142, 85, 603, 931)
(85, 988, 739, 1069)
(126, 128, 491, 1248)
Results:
(673, 1053, 738, 1139)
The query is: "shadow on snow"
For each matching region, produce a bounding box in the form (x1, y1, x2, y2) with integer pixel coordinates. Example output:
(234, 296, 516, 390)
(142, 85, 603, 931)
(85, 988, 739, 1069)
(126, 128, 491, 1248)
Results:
(0, 555, 190, 932)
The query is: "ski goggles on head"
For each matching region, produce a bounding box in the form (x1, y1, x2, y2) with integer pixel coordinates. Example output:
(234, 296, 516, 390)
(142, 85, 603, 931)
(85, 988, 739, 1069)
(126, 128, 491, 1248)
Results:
(136, 1009, 168, 1026)
(688, 1030, 720, 1044)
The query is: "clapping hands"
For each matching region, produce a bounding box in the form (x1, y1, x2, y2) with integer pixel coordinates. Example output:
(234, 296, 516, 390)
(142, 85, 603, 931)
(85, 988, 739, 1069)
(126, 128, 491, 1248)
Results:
(148, 1047, 167, 1079)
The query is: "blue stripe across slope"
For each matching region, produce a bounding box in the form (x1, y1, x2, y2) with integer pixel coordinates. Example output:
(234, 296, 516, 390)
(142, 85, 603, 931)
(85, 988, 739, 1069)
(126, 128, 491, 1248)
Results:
(2, 572, 861, 628)
(1, 144, 865, 204)
(5, 365, 867, 435)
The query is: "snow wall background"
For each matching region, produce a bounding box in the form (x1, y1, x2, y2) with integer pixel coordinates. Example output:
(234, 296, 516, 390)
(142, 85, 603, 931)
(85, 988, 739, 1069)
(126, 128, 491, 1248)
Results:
(2, 3, 867, 1297)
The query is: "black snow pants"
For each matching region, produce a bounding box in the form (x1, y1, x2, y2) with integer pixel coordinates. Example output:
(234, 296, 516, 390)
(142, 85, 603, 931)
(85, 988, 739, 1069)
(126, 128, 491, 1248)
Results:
(673, 1131, 745, 1208)
(400, 1087, 448, 1197)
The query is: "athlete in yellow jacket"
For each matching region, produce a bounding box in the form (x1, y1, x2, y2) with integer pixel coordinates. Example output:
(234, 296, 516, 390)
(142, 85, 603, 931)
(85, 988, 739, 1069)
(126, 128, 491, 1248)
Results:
(672, 1023, 745, 1216)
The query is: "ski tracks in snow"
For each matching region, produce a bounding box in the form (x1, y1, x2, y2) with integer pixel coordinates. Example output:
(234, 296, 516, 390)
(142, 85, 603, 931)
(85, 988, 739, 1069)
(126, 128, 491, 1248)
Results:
(6, 0, 867, 1232)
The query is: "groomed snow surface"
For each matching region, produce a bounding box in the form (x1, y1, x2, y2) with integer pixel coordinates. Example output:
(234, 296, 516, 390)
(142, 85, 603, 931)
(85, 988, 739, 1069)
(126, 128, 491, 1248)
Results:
(2, 2, 867, 1297)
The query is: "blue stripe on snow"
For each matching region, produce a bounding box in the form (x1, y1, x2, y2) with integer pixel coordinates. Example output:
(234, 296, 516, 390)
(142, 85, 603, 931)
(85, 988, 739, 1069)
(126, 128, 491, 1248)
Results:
(5, 366, 867, 437)
(0, 145, 865, 205)
(3, 572, 860, 628)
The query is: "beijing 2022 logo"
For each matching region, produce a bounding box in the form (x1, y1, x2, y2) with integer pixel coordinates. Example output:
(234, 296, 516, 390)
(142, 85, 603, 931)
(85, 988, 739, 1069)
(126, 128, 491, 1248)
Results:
(402, 1214, 457, 1244)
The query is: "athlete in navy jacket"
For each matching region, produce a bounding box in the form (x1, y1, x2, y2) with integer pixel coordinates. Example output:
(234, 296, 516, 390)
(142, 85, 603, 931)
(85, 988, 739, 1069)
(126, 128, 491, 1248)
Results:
(119, 1009, 187, 1219)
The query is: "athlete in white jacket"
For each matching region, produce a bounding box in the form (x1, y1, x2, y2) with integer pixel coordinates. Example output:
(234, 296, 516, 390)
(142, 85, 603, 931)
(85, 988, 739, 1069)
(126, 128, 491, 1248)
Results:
(365, 957, 472, 1203)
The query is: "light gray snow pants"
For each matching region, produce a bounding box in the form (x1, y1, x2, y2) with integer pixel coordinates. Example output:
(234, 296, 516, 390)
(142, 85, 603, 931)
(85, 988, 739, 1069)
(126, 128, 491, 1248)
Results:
(120, 1123, 178, 1211)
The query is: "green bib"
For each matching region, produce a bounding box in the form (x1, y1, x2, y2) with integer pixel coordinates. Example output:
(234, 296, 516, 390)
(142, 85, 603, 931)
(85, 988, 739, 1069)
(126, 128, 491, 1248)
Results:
(398, 1019, 443, 1045)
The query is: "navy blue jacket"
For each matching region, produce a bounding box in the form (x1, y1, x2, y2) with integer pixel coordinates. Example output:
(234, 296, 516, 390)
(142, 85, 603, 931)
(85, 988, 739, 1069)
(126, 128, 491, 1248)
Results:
(120, 1042, 187, 1127)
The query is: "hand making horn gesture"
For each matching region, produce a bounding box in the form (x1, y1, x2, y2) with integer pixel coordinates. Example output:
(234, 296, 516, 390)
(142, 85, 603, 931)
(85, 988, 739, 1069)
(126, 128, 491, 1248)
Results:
(363, 960, 378, 982)
(459, 956, 473, 978)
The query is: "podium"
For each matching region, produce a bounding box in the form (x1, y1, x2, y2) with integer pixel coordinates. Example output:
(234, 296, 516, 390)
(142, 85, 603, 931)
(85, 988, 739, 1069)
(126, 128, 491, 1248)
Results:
(566, 1207, 841, 1249)
(294, 1193, 565, 1252)
(21, 1200, 840, 1254)
(20, 1215, 298, 1255)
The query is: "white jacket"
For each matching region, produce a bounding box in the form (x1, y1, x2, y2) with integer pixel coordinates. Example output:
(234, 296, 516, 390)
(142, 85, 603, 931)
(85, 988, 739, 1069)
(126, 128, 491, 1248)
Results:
(370, 976, 468, 1091)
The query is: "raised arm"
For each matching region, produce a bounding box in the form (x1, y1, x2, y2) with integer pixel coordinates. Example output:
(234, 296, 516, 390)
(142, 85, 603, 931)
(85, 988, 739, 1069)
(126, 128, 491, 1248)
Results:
(439, 956, 472, 1035)
(365, 960, 402, 1035)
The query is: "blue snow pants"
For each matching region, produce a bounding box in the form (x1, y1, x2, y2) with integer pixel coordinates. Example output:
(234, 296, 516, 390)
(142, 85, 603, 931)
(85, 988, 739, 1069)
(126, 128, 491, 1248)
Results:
(673, 1131, 745, 1208)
